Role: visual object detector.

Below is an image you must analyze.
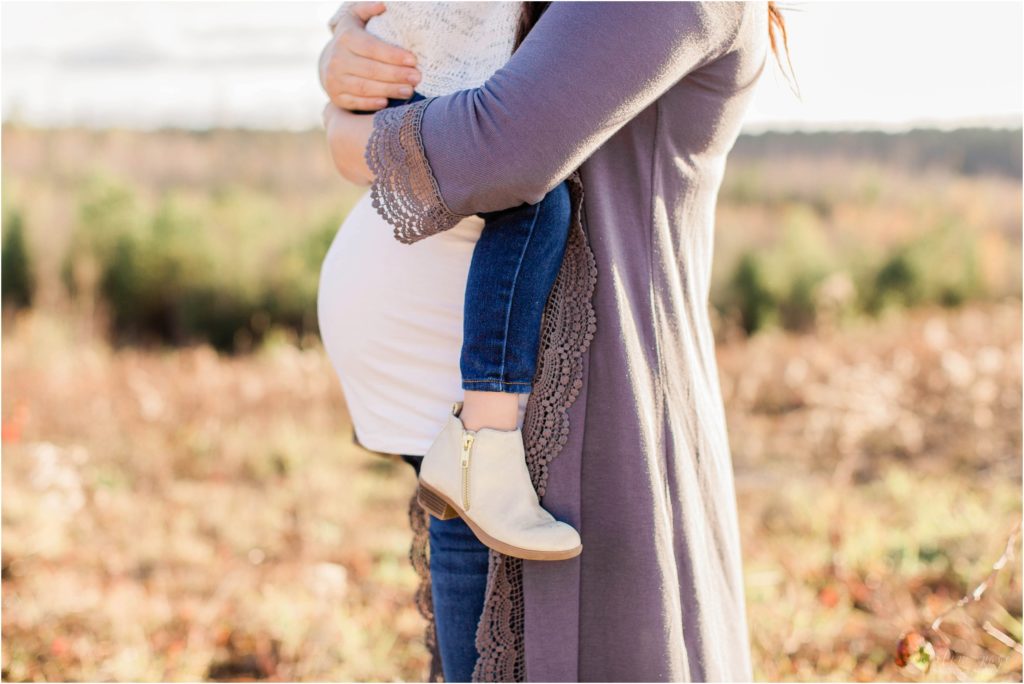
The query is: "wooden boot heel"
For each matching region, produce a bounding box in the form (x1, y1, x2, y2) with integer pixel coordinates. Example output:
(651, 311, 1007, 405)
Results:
(417, 483, 459, 520)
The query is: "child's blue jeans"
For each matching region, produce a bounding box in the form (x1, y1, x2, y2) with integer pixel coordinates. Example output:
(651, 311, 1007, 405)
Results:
(384, 91, 572, 394)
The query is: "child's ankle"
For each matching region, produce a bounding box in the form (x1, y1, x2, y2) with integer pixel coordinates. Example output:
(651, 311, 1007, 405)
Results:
(460, 390, 520, 432)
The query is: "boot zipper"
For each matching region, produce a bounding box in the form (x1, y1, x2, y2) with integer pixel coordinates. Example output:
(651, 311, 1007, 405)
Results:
(461, 432, 475, 511)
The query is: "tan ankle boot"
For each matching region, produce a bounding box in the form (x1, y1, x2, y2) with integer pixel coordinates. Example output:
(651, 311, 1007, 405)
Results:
(417, 403, 582, 561)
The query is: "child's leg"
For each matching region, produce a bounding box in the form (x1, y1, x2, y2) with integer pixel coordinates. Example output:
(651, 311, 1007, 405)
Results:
(459, 181, 573, 432)
(417, 184, 581, 559)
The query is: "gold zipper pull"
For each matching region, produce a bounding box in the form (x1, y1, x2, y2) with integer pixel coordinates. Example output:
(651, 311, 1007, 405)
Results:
(461, 432, 475, 511)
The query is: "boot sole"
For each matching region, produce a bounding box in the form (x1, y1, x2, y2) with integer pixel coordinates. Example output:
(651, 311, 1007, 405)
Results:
(417, 481, 582, 562)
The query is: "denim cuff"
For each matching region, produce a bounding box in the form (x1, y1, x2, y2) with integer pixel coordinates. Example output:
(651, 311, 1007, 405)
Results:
(461, 378, 533, 394)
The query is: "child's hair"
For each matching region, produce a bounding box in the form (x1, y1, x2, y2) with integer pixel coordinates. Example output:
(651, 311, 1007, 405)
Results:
(514, 1, 550, 51)
(515, 2, 798, 96)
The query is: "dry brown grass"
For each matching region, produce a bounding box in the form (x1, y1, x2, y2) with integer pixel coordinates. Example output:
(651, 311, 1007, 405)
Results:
(2, 312, 428, 681)
(2, 302, 1020, 682)
(722, 302, 1022, 681)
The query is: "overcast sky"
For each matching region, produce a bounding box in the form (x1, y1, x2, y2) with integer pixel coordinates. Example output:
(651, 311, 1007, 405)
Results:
(1, 1, 1021, 131)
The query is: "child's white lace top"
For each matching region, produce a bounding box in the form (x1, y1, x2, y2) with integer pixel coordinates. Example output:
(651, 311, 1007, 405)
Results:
(364, 2, 522, 97)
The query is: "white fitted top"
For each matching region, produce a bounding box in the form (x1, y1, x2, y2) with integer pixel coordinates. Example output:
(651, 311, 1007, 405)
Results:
(363, 2, 521, 97)
(318, 193, 527, 456)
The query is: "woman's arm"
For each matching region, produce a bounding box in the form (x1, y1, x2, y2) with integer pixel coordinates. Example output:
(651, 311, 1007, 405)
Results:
(323, 103, 375, 185)
(325, 2, 745, 241)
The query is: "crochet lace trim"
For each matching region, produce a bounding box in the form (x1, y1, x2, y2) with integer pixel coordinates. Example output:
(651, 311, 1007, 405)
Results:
(471, 171, 597, 682)
(408, 491, 444, 682)
(365, 99, 469, 245)
(369, 108, 598, 681)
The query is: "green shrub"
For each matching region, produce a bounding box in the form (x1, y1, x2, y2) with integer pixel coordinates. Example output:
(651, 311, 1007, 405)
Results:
(63, 174, 344, 351)
(716, 206, 989, 336)
(63, 175, 146, 299)
(767, 211, 836, 331)
(862, 221, 983, 314)
(868, 249, 921, 312)
(2, 208, 35, 309)
(722, 207, 837, 334)
(725, 252, 776, 335)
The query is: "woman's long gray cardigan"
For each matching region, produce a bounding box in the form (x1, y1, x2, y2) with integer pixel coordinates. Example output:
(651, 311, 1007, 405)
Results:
(366, 3, 770, 681)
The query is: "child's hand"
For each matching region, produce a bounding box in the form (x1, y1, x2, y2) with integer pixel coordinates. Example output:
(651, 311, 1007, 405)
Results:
(323, 103, 375, 185)
(320, 1, 421, 112)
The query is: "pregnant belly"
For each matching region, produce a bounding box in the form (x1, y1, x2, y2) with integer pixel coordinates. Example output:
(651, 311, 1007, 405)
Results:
(316, 190, 485, 454)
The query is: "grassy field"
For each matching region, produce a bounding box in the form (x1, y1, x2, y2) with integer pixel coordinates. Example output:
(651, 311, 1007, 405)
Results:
(1, 125, 1022, 681)
(2, 304, 1020, 681)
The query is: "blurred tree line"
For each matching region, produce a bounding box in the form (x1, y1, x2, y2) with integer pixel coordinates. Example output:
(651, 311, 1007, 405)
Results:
(732, 127, 1023, 178)
(1, 126, 1021, 351)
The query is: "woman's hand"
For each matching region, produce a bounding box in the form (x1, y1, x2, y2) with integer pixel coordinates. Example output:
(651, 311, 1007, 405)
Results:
(323, 103, 375, 185)
(319, 1, 422, 112)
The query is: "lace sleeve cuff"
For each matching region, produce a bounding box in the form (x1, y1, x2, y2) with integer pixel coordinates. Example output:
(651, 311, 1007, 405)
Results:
(364, 98, 469, 245)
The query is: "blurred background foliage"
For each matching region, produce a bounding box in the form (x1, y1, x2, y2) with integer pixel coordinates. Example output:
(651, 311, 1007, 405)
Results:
(2, 122, 1021, 682)
(2, 125, 1020, 350)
